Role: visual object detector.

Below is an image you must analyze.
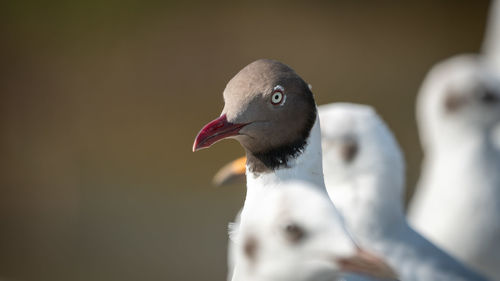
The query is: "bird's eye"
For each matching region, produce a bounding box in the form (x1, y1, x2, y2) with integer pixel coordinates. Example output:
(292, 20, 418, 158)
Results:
(284, 223, 305, 243)
(271, 85, 286, 106)
(271, 92, 283, 104)
(479, 89, 499, 104)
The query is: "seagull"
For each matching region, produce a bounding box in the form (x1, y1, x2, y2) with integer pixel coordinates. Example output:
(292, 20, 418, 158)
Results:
(193, 59, 391, 281)
(407, 55, 500, 280)
(231, 180, 356, 281)
(318, 102, 489, 281)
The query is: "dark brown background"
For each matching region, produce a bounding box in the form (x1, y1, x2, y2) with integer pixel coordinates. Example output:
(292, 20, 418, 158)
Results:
(0, 1, 491, 280)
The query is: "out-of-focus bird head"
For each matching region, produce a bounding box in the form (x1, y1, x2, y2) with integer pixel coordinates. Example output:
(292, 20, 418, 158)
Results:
(234, 181, 355, 281)
(417, 55, 500, 148)
(318, 103, 405, 213)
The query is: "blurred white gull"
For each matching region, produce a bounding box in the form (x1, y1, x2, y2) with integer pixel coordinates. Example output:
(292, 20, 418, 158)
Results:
(407, 55, 500, 280)
(320, 102, 490, 281)
(231, 181, 356, 281)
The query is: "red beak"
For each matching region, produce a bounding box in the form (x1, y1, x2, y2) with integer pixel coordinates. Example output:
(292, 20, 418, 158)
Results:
(192, 114, 248, 152)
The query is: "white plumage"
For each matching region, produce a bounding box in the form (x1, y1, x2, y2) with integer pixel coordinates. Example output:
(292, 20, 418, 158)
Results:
(231, 181, 356, 281)
(319, 102, 489, 281)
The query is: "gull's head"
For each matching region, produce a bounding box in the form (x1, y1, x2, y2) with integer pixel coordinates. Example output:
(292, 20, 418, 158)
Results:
(318, 103, 405, 209)
(417, 55, 500, 147)
(193, 59, 317, 173)
(234, 181, 355, 281)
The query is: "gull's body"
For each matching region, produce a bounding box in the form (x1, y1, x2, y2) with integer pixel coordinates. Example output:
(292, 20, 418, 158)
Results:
(406, 55, 500, 280)
(320, 103, 489, 281)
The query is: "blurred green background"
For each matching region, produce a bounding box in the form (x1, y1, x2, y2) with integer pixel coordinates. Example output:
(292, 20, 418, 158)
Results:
(0, 1, 491, 280)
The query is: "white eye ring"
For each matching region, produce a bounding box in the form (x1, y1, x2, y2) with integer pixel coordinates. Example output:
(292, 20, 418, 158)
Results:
(271, 85, 286, 106)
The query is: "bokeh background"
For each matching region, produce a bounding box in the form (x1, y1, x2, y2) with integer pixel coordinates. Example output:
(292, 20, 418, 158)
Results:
(0, 1, 491, 280)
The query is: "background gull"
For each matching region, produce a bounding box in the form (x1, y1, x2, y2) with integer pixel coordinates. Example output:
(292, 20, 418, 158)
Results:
(320, 102, 489, 281)
(231, 181, 356, 281)
(407, 55, 500, 280)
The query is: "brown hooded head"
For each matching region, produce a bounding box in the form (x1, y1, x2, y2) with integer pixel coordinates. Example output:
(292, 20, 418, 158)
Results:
(193, 59, 317, 173)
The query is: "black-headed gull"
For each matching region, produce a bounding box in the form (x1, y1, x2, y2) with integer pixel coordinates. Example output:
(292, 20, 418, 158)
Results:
(193, 59, 355, 280)
(193, 60, 385, 281)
